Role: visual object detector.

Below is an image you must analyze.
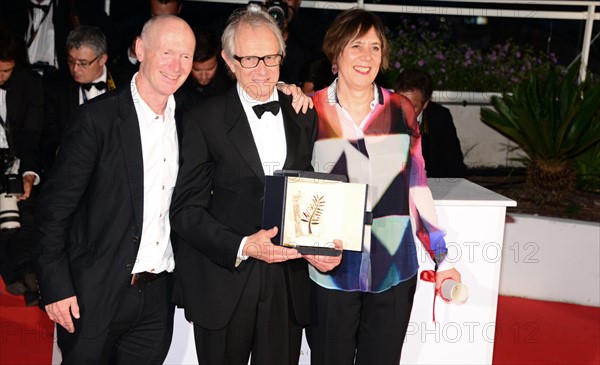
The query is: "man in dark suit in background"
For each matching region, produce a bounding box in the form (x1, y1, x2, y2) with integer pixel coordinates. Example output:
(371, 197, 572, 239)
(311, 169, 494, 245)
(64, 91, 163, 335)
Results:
(170, 5, 341, 364)
(0, 23, 43, 306)
(42, 25, 120, 172)
(113, 0, 183, 80)
(273, 0, 324, 86)
(174, 27, 233, 114)
(33, 15, 195, 364)
(0, 0, 111, 75)
(395, 68, 468, 178)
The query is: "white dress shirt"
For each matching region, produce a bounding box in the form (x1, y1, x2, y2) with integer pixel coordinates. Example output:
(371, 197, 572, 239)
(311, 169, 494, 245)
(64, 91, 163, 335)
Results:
(26, 0, 57, 68)
(236, 84, 287, 262)
(79, 66, 108, 105)
(0, 89, 7, 148)
(238, 84, 287, 175)
(130, 74, 178, 274)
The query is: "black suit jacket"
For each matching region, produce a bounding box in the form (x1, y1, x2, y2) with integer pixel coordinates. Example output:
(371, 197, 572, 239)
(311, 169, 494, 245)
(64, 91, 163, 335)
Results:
(170, 87, 317, 330)
(174, 65, 234, 112)
(2, 65, 44, 174)
(34, 85, 148, 340)
(421, 102, 468, 178)
(43, 71, 79, 147)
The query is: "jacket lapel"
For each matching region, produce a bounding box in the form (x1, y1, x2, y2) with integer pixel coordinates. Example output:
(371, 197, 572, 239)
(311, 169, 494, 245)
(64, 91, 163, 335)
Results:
(115, 86, 144, 235)
(279, 91, 300, 170)
(224, 88, 266, 184)
(224, 89, 303, 181)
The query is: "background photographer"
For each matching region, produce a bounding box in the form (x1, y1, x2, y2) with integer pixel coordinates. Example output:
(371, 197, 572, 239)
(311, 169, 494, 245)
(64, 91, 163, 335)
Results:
(0, 22, 43, 306)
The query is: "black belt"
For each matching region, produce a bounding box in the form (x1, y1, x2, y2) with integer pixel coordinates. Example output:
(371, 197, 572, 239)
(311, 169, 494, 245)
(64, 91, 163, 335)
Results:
(130, 271, 169, 285)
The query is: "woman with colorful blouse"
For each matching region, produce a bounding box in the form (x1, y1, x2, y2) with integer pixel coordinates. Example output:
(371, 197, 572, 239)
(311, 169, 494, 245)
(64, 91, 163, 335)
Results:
(307, 9, 462, 364)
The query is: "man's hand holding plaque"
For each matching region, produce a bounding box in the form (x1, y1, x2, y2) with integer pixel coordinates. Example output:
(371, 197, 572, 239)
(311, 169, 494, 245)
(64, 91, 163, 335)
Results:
(243, 227, 302, 263)
(243, 227, 343, 272)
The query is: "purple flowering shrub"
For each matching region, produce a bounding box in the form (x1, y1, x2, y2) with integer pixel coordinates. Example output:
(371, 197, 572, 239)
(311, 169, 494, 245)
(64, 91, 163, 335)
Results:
(385, 17, 559, 91)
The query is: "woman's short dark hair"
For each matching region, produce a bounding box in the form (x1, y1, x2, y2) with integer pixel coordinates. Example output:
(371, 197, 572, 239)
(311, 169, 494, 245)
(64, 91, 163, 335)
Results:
(322, 9, 389, 71)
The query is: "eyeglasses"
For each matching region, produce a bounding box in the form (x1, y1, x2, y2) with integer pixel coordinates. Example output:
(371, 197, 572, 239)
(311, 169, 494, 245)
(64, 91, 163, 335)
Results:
(233, 54, 283, 68)
(67, 55, 99, 68)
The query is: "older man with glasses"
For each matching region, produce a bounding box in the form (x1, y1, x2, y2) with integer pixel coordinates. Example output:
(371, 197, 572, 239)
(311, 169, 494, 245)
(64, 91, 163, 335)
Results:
(170, 4, 341, 364)
(42, 25, 121, 172)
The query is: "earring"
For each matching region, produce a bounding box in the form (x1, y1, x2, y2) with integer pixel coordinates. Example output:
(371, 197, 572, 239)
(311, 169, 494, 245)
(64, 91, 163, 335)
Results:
(331, 64, 338, 75)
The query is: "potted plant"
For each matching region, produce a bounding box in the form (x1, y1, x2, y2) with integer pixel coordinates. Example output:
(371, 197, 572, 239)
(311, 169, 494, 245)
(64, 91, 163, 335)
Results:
(480, 64, 600, 204)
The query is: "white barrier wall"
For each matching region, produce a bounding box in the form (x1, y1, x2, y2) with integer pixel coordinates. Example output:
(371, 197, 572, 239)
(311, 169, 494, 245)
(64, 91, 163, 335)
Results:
(401, 178, 515, 364)
(499, 214, 600, 307)
(445, 104, 524, 168)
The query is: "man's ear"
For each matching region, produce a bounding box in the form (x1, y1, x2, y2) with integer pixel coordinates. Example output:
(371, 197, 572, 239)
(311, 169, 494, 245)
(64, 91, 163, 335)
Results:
(221, 50, 235, 74)
(135, 37, 144, 62)
(99, 54, 108, 67)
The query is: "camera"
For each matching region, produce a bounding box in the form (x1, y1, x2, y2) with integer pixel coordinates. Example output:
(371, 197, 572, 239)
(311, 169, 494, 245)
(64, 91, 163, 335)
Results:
(0, 149, 22, 232)
(266, 1, 289, 29)
(248, 1, 289, 29)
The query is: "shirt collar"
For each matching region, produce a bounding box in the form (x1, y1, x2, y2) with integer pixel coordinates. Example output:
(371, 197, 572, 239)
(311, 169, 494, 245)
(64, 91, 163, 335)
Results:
(328, 78, 383, 110)
(236, 82, 279, 120)
(130, 73, 176, 121)
(91, 66, 108, 84)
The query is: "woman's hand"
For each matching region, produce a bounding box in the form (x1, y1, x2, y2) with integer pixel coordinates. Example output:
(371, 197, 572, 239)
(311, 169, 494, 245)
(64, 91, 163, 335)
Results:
(303, 239, 343, 272)
(435, 268, 461, 291)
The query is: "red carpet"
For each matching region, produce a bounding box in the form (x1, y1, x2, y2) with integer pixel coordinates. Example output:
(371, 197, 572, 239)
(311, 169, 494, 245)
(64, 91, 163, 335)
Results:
(493, 296, 600, 365)
(1, 279, 598, 364)
(0, 284, 54, 365)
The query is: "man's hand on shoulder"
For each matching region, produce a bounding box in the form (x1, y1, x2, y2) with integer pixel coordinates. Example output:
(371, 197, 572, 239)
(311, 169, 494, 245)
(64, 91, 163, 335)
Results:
(45, 296, 80, 333)
(277, 82, 313, 114)
(243, 227, 302, 263)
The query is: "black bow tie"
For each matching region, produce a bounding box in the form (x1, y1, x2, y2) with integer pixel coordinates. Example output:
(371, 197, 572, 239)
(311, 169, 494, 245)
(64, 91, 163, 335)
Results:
(80, 81, 107, 91)
(30, 3, 51, 13)
(0, 84, 7, 91)
(252, 101, 280, 118)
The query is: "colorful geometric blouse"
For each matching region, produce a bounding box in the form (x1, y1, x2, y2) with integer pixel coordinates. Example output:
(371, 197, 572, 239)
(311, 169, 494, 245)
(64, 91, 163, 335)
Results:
(310, 80, 448, 293)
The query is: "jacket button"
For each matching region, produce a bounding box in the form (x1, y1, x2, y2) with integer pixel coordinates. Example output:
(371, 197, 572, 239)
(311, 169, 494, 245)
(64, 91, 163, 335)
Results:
(132, 235, 140, 243)
(125, 263, 133, 271)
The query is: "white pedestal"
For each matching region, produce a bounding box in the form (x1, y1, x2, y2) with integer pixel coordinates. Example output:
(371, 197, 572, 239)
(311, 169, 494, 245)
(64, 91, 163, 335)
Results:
(54, 179, 515, 365)
(400, 178, 516, 365)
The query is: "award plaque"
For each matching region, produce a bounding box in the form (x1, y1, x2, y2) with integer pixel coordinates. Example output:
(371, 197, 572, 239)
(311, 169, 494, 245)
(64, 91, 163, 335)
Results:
(262, 170, 368, 255)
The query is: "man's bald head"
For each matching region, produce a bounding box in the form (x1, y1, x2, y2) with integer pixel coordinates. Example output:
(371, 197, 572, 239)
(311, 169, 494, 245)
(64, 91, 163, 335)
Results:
(134, 15, 195, 112)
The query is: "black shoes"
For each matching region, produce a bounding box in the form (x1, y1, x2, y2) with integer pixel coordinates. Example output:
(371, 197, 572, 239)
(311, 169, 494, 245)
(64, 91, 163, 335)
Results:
(5, 280, 27, 295)
(23, 272, 40, 307)
(3, 272, 40, 306)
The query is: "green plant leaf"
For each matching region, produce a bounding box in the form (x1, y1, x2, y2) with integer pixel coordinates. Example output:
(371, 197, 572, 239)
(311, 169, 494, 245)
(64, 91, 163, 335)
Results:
(480, 63, 600, 165)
